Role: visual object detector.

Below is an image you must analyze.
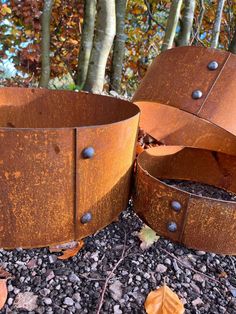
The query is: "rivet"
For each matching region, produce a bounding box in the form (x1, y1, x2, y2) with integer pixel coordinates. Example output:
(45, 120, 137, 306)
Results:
(80, 212, 92, 224)
(207, 60, 219, 71)
(171, 200, 182, 212)
(167, 221, 177, 232)
(192, 90, 203, 100)
(82, 147, 95, 159)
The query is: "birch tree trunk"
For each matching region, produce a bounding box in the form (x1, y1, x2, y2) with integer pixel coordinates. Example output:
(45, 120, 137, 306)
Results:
(161, 0, 183, 52)
(39, 0, 54, 88)
(84, 0, 116, 93)
(177, 0, 195, 46)
(211, 0, 225, 49)
(229, 28, 236, 54)
(76, 0, 97, 88)
(110, 0, 127, 93)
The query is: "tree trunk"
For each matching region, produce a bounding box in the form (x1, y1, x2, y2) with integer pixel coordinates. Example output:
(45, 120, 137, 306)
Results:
(229, 28, 236, 53)
(211, 0, 225, 49)
(83, 0, 116, 93)
(161, 0, 183, 52)
(177, 0, 195, 46)
(76, 0, 97, 88)
(110, 0, 127, 93)
(39, 0, 54, 88)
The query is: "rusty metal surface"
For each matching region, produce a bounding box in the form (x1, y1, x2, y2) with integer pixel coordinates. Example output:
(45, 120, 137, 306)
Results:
(0, 87, 139, 248)
(134, 147, 236, 255)
(133, 46, 236, 154)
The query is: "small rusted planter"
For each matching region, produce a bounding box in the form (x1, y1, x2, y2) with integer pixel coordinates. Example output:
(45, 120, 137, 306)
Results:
(0, 87, 139, 248)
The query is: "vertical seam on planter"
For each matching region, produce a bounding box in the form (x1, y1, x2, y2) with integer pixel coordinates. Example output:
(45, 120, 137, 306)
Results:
(179, 194, 191, 243)
(74, 128, 78, 240)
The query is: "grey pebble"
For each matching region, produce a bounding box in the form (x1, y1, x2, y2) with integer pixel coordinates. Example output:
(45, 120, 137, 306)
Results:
(64, 297, 74, 306)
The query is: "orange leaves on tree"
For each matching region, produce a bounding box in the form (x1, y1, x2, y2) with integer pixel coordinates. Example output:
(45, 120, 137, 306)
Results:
(0, 5, 11, 16)
(0, 267, 13, 310)
(58, 240, 84, 260)
(145, 284, 185, 314)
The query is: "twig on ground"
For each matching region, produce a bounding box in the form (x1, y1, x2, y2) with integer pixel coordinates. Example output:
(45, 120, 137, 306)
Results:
(96, 232, 130, 314)
(160, 247, 220, 284)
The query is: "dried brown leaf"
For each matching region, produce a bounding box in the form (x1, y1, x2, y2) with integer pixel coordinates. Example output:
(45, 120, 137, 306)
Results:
(145, 284, 185, 314)
(0, 279, 8, 310)
(58, 240, 84, 260)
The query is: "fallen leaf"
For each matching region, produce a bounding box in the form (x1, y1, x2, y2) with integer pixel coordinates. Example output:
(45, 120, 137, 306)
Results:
(0, 279, 8, 310)
(138, 225, 160, 250)
(0, 266, 13, 310)
(145, 284, 185, 314)
(14, 292, 38, 311)
(58, 240, 84, 260)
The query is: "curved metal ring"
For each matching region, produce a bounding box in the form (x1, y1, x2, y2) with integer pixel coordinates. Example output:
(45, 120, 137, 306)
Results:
(0, 87, 140, 248)
(134, 146, 236, 255)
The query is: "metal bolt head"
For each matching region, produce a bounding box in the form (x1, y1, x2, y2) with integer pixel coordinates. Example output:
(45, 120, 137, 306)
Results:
(207, 60, 219, 71)
(171, 200, 182, 212)
(82, 147, 95, 159)
(167, 221, 177, 232)
(80, 212, 92, 224)
(192, 90, 203, 100)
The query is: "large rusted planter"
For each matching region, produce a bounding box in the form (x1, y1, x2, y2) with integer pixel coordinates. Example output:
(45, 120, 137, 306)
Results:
(0, 87, 139, 248)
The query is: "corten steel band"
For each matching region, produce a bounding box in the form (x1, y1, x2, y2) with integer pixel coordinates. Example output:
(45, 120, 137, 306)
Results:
(133, 46, 236, 155)
(0, 87, 140, 249)
(134, 147, 236, 255)
(133, 46, 236, 254)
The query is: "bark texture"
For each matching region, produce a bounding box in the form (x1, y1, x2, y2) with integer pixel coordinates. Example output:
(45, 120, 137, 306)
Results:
(39, 0, 54, 88)
(110, 0, 127, 92)
(84, 0, 116, 93)
(161, 0, 183, 52)
(211, 0, 226, 49)
(229, 28, 236, 53)
(177, 0, 195, 46)
(76, 0, 97, 88)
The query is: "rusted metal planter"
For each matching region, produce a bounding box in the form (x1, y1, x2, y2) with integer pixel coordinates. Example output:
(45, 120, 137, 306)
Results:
(0, 87, 139, 248)
(134, 146, 236, 255)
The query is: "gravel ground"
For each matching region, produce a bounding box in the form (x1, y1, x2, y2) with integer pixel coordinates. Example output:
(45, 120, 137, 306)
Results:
(1, 184, 236, 313)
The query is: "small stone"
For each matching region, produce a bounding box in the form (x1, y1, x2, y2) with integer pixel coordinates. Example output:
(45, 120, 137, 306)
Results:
(46, 270, 55, 281)
(49, 255, 57, 264)
(43, 298, 52, 305)
(190, 282, 201, 294)
(164, 258, 171, 266)
(64, 297, 74, 306)
(156, 264, 167, 273)
(193, 274, 205, 283)
(73, 293, 81, 302)
(69, 273, 80, 283)
(8, 297, 13, 306)
(136, 275, 142, 281)
(75, 302, 82, 310)
(192, 297, 203, 307)
(200, 265, 207, 273)
(109, 280, 123, 301)
(27, 258, 37, 269)
(144, 273, 150, 279)
(114, 304, 122, 314)
(196, 251, 206, 256)
(39, 288, 50, 297)
(173, 260, 180, 272)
